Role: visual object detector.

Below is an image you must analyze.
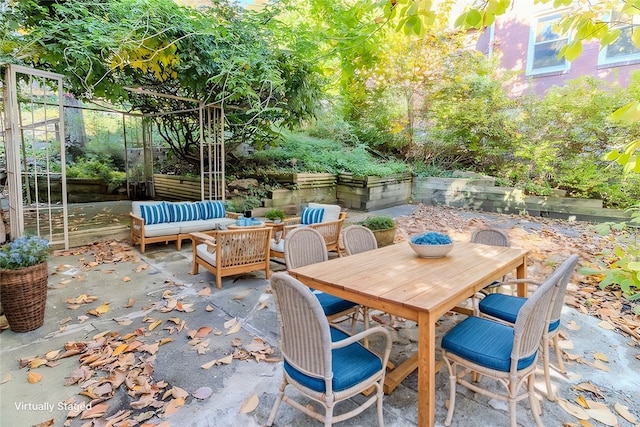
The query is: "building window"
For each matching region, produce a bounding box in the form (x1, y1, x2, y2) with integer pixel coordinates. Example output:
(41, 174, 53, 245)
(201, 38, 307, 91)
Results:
(526, 14, 570, 76)
(598, 11, 640, 65)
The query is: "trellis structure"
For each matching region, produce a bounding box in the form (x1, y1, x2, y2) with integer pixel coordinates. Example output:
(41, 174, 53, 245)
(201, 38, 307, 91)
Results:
(2, 65, 225, 249)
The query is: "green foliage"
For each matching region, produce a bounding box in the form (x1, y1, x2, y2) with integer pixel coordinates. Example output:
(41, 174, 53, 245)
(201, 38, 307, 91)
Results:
(264, 208, 286, 221)
(361, 215, 396, 231)
(2, 0, 323, 165)
(66, 157, 126, 191)
(248, 132, 410, 176)
(581, 203, 640, 302)
(424, 53, 518, 173)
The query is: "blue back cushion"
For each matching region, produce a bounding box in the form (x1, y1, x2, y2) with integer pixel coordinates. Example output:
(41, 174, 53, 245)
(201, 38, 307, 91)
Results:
(168, 202, 201, 222)
(197, 200, 226, 219)
(140, 203, 170, 225)
(301, 207, 325, 225)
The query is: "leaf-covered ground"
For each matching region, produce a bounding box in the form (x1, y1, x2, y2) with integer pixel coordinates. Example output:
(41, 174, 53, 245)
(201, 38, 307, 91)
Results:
(393, 204, 640, 345)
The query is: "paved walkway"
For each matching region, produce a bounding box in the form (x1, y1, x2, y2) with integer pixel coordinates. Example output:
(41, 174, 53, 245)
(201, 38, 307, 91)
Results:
(0, 205, 638, 426)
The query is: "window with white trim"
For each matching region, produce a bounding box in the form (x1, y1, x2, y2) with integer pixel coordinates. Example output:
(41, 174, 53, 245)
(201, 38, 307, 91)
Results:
(526, 14, 570, 76)
(598, 11, 640, 66)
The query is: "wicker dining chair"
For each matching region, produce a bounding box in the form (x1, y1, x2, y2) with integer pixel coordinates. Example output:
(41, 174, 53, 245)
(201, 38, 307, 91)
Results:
(342, 224, 377, 256)
(267, 272, 392, 427)
(471, 228, 511, 294)
(284, 227, 362, 331)
(478, 254, 579, 402)
(441, 259, 562, 427)
(341, 225, 378, 332)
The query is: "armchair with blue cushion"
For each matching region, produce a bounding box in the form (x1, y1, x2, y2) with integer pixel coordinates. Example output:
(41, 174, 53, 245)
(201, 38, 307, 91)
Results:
(270, 203, 346, 259)
(267, 272, 391, 427)
(441, 258, 565, 427)
(477, 254, 579, 402)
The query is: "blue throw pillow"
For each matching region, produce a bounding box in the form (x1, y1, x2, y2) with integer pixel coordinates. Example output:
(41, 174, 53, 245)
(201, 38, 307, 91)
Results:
(168, 202, 201, 222)
(197, 200, 226, 219)
(140, 203, 170, 225)
(301, 207, 325, 225)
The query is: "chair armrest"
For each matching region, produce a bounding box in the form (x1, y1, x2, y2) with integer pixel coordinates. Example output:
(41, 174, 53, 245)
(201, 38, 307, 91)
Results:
(284, 217, 301, 226)
(190, 231, 217, 242)
(332, 326, 392, 365)
(130, 213, 144, 235)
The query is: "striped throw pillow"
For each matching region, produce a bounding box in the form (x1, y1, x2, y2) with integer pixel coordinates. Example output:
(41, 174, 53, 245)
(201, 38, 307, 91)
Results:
(301, 207, 325, 225)
(197, 200, 226, 219)
(140, 203, 170, 225)
(168, 202, 201, 222)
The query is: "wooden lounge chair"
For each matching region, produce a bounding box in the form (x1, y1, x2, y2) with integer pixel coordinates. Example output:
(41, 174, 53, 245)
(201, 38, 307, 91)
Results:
(190, 228, 272, 289)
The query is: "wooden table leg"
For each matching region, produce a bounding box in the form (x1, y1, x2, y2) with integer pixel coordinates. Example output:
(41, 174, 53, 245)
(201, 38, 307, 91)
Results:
(516, 255, 528, 297)
(417, 311, 436, 427)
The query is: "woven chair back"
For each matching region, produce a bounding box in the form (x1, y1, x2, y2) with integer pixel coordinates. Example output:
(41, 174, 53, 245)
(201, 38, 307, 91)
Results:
(342, 225, 377, 256)
(284, 227, 328, 270)
(547, 254, 579, 326)
(511, 257, 574, 371)
(471, 229, 510, 247)
(270, 272, 333, 381)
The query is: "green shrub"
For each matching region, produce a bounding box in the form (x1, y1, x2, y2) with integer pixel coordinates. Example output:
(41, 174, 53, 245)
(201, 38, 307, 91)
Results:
(361, 215, 396, 231)
(66, 157, 125, 192)
(264, 208, 286, 221)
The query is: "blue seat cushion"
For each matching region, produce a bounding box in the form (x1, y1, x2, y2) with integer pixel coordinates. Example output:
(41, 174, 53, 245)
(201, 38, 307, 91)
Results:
(441, 316, 537, 372)
(479, 294, 559, 332)
(284, 327, 382, 392)
(313, 290, 358, 317)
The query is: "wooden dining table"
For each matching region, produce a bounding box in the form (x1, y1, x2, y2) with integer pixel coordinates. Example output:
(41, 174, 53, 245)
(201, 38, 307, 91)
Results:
(288, 240, 529, 427)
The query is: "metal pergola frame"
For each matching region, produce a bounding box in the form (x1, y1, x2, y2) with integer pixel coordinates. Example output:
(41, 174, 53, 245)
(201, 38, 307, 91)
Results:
(2, 65, 225, 249)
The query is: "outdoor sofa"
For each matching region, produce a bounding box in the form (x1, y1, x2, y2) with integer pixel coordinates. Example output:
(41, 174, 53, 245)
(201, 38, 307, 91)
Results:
(130, 200, 238, 253)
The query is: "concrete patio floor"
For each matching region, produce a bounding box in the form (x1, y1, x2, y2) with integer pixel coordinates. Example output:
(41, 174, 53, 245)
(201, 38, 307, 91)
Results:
(1, 205, 639, 427)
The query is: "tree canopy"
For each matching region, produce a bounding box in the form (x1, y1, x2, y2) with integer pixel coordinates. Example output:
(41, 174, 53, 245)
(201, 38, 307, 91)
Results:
(1, 0, 324, 163)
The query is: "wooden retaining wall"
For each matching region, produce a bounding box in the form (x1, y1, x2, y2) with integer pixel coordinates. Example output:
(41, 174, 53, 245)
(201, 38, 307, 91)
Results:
(153, 174, 217, 201)
(413, 177, 632, 223)
(337, 172, 413, 211)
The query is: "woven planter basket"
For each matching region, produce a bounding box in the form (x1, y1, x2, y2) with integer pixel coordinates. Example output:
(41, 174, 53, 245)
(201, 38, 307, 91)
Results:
(0, 262, 48, 332)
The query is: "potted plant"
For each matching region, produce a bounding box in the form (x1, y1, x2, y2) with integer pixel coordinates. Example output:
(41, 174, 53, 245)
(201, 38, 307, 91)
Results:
(0, 235, 50, 332)
(264, 208, 286, 223)
(361, 215, 397, 247)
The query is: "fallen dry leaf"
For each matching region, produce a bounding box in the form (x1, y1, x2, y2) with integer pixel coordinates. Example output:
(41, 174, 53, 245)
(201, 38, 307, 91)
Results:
(149, 319, 163, 331)
(163, 397, 185, 418)
(81, 402, 109, 419)
(558, 398, 589, 420)
(194, 326, 212, 338)
(572, 383, 604, 399)
(585, 405, 618, 426)
(27, 372, 43, 384)
(593, 352, 609, 362)
(1, 373, 11, 384)
(125, 298, 135, 308)
(198, 287, 211, 296)
(205, 304, 214, 312)
(192, 386, 213, 400)
(123, 276, 131, 282)
(239, 393, 259, 414)
(598, 320, 615, 330)
(614, 402, 638, 424)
